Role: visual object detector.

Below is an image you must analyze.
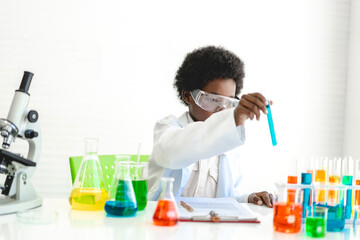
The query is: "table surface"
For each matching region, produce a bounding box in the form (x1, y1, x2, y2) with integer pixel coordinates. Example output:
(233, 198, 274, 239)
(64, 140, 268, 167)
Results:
(0, 198, 358, 240)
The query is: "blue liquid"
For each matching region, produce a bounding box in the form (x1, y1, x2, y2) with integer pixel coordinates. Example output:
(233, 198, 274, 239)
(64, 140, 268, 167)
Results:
(327, 205, 345, 232)
(266, 102, 277, 146)
(301, 173, 312, 217)
(105, 200, 138, 216)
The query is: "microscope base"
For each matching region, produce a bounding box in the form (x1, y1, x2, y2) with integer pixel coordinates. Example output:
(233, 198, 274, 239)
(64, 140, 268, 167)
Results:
(0, 196, 43, 215)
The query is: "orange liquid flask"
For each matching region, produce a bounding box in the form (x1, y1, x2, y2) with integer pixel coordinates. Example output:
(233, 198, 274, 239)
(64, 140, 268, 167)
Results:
(315, 170, 326, 203)
(273, 202, 302, 233)
(153, 177, 179, 226)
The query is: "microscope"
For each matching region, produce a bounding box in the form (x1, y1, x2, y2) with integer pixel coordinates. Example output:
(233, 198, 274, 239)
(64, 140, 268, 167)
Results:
(0, 71, 42, 214)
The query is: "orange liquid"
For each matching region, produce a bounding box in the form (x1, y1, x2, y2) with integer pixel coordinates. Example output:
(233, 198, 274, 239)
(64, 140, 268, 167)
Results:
(315, 170, 326, 203)
(328, 176, 340, 204)
(273, 202, 302, 233)
(153, 200, 178, 226)
(356, 180, 360, 205)
(287, 176, 297, 203)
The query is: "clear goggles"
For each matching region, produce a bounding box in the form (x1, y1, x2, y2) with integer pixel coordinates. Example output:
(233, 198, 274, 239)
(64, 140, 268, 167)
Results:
(190, 89, 239, 113)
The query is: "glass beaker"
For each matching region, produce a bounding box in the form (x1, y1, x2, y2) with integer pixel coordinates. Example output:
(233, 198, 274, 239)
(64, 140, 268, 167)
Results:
(305, 206, 328, 238)
(153, 177, 179, 226)
(105, 158, 138, 216)
(129, 162, 148, 211)
(273, 183, 303, 233)
(69, 138, 108, 210)
(321, 185, 346, 232)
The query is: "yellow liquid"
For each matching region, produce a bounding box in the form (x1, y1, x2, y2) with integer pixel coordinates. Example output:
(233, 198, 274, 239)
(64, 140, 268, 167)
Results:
(69, 188, 108, 211)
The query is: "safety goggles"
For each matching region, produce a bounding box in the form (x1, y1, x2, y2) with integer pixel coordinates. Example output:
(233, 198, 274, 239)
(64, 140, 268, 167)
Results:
(190, 89, 239, 113)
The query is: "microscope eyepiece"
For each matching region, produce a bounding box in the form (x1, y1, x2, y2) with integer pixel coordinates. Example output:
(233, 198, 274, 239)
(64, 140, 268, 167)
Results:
(18, 71, 34, 94)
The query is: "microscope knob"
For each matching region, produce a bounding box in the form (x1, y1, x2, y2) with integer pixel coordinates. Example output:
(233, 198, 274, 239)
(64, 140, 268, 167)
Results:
(27, 110, 39, 123)
(24, 129, 39, 139)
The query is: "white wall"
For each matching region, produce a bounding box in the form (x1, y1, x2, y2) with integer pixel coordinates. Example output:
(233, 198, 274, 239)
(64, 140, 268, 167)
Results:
(0, 0, 354, 197)
(344, 0, 360, 159)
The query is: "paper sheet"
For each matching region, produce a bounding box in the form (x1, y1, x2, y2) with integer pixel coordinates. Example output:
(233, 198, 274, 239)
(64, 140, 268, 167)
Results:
(176, 197, 258, 221)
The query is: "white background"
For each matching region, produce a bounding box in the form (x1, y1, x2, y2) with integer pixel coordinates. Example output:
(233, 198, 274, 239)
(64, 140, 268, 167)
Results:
(0, 0, 359, 197)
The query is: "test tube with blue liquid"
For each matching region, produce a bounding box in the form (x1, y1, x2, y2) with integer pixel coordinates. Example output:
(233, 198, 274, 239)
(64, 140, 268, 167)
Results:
(266, 100, 277, 146)
(298, 157, 312, 218)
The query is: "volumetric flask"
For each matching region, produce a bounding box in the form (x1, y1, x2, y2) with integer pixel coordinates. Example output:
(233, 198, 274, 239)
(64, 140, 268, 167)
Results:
(153, 177, 179, 226)
(273, 183, 303, 233)
(69, 138, 108, 210)
(105, 158, 138, 217)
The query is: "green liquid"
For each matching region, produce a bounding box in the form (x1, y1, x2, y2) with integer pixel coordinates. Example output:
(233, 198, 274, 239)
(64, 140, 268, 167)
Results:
(132, 180, 147, 211)
(306, 217, 326, 238)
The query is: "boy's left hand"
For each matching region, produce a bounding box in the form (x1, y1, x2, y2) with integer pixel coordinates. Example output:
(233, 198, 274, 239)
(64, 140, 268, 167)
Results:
(248, 191, 273, 208)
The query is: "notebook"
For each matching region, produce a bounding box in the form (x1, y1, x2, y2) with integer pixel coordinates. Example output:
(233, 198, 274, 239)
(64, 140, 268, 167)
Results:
(176, 197, 260, 223)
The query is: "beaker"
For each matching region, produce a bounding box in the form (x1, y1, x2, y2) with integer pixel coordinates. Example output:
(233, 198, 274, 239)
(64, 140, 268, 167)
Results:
(273, 183, 303, 233)
(305, 206, 328, 238)
(129, 162, 148, 211)
(321, 185, 346, 232)
(69, 138, 108, 210)
(153, 177, 179, 226)
(105, 158, 138, 217)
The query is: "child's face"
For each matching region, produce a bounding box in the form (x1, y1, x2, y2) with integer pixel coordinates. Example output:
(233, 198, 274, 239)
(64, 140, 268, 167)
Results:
(186, 78, 236, 121)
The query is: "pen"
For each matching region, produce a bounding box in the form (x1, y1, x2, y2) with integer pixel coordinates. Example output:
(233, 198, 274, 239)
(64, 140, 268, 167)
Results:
(180, 201, 194, 212)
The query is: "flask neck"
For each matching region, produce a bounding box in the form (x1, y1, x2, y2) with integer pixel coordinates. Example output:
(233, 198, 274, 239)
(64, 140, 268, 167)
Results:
(160, 178, 175, 200)
(84, 138, 98, 155)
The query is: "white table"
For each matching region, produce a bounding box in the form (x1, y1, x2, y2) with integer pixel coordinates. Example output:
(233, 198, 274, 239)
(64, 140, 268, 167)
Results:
(0, 198, 358, 240)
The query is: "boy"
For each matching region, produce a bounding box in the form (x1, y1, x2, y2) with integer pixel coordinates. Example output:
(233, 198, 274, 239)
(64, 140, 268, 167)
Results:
(148, 46, 273, 207)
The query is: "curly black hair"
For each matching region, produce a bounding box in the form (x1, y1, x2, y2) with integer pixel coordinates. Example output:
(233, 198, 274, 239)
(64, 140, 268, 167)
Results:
(174, 46, 245, 105)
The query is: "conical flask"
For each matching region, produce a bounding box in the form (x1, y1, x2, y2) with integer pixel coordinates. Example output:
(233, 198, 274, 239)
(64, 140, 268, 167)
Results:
(69, 138, 108, 210)
(105, 157, 138, 216)
(153, 177, 179, 226)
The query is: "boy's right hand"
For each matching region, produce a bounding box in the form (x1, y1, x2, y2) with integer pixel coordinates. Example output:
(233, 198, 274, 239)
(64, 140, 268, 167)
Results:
(234, 92, 269, 126)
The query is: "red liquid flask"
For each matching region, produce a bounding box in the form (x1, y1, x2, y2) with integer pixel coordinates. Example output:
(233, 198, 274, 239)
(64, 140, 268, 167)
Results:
(153, 177, 179, 226)
(153, 200, 178, 226)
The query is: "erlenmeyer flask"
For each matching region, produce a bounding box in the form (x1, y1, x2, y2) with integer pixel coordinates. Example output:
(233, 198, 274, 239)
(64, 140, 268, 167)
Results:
(69, 138, 108, 210)
(153, 177, 179, 226)
(105, 157, 138, 216)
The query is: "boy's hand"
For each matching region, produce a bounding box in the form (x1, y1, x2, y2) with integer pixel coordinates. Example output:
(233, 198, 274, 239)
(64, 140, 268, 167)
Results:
(248, 191, 274, 208)
(234, 92, 268, 126)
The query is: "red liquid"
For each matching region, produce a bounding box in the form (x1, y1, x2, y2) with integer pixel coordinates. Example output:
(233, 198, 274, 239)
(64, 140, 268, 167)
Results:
(273, 202, 302, 233)
(153, 200, 178, 226)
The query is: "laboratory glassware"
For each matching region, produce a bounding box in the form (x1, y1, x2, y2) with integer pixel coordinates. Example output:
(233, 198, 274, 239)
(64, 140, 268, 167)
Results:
(273, 183, 303, 233)
(69, 138, 108, 210)
(105, 157, 138, 216)
(129, 162, 148, 211)
(153, 177, 179, 226)
(342, 157, 354, 219)
(305, 206, 327, 238)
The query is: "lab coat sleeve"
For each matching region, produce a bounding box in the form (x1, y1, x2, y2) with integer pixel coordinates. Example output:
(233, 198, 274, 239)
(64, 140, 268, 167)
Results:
(152, 108, 245, 169)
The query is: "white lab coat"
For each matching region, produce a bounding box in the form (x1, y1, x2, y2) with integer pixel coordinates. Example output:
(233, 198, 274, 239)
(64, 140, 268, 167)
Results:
(148, 108, 250, 202)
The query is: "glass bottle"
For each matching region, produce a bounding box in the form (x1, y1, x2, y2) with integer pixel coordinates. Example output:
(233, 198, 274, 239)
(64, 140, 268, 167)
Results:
(153, 177, 179, 226)
(69, 138, 108, 210)
(105, 158, 138, 216)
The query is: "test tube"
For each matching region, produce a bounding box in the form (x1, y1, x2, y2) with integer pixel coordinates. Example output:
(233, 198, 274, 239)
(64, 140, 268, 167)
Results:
(287, 158, 298, 203)
(314, 157, 328, 205)
(355, 159, 360, 206)
(298, 156, 312, 217)
(266, 101, 277, 146)
(328, 157, 341, 206)
(342, 157, 354, 219)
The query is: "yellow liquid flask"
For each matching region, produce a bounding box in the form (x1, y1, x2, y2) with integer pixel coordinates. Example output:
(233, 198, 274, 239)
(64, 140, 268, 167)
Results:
(69, 138, 108, 210)
(105, 157, 138, 217)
